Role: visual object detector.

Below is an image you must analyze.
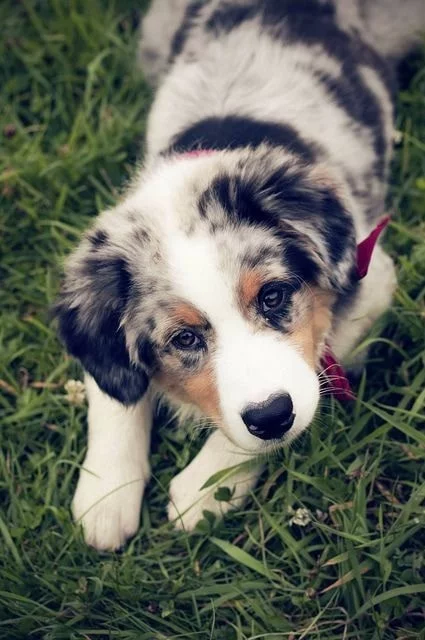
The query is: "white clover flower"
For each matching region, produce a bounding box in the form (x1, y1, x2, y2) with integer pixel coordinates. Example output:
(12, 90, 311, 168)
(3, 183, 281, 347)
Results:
(392, 129, 403, 144)
(64, 379, 86, 406)
(289, 507, 312, 527)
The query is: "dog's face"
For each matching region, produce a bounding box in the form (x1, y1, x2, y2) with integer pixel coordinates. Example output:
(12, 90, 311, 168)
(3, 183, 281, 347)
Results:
(55, 148, 357, 452)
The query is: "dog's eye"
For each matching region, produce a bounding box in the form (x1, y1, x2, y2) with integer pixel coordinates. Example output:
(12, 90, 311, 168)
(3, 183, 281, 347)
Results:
(172, 329, 203, 351)
(258, 283, 288, 315)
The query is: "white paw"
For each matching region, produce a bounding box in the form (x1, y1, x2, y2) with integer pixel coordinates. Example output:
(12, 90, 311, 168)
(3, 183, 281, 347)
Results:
(72, 463, 148, 551)
(167, 463, 260, 532)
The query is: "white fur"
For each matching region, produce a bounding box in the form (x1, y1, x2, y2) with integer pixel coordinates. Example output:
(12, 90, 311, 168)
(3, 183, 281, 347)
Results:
(358, 65, 395, 170)
(216, 327, 320, 449)
(147, 30, 378, 186)
(71, 155, 395, 549)
(137, 0, 190, 86)
(164, 224, 320, 451)
(359, 0, 425, 59)
(66, 0, 422, 549)
(70, 152, 397, 550)
(330, 244, 397, 364)
(168, 429, 262, 530)
(72, 375, 152, 550)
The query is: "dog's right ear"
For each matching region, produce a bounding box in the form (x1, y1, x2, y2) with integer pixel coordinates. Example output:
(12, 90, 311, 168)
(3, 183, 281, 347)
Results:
(53, 230, 150, 405)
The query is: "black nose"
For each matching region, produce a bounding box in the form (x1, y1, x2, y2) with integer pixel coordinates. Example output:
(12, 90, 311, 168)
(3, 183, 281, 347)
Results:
(241, 393, 295, 440)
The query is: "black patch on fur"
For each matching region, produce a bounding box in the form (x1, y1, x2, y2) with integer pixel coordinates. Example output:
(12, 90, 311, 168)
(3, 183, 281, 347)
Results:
(137, 336, 157, 369)
(352, 33, 396, 100)
(146, 317, 156, 332)
(56, 305, 149, 405)
(134, 228, 150, 245)
(200, 171, 323, 283)
(199, 165, 356, 292)
(261, 0, 336, 35)
(83, 257, 132, 303)
(313, 67, 387, 179)
(205, 0, 334, 37)
(319, 190, 352, 265)
(265, 169, 355, 272)
(332, 267, 360, 315)
(89, 229, 109, 248)
(54, 257, 150, 405)
(205, 0, 395, 99)
(204, 0, 394, 180)
(260, 0, 395, 178)
(202, 168, 320, 225)
(169, 0, 206, 62)
(259, 0, 375, 72)
(203, 0, 335, 36)
(206, 3, 257, 33)
(169, 116, 316, 162)
(199, 173, 267, 226)
(282, 239, 320, 285)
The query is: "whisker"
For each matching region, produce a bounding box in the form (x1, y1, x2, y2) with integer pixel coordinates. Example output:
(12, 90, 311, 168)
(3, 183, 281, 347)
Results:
(317, 363, 347, 378)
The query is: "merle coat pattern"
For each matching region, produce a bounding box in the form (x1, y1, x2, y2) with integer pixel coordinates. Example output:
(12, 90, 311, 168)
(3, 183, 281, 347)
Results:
(55, 0, 425, 549)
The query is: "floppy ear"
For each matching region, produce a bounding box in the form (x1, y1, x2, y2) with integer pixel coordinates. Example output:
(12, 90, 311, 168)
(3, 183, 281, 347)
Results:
(54, 235, 150, 405)
(248, 159, 358, 294)
(204, 152, 358, 294)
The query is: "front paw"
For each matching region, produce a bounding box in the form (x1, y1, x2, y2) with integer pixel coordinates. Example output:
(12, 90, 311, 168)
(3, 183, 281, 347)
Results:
(72, 464, 147, 551)
(167, 478, 227, 532)
(167, 464, 259, 532)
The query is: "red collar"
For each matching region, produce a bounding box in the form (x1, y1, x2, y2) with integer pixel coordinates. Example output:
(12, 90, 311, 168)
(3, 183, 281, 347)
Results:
(179, 150, 216, 159)
(178, 150, 390, 401)
(322, 216, 390, 401)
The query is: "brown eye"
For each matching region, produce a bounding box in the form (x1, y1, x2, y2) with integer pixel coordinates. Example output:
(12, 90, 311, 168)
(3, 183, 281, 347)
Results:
(172, 329, 203, 351)
(258, 283, 288, 315)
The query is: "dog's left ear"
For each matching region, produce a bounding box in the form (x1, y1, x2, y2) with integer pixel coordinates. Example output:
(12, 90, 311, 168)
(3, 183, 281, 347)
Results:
(226, 154, 358, 294)
(54, 233, 151, 405)
(255, 161, 358, 294)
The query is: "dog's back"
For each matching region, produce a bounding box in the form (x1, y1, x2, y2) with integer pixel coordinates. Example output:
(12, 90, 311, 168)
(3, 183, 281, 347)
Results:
(140, 0, 425, 84)
(140, 0, 424, 231)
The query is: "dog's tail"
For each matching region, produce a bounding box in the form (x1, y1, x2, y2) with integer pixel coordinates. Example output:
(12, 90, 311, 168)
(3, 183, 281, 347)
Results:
(360, 0, 425, 60)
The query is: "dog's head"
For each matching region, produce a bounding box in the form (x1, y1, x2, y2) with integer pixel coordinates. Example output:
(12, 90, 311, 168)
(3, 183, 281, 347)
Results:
(55, 147, 357, 452)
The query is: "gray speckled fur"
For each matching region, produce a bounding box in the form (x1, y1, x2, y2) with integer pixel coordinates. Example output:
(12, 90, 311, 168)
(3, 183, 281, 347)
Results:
(139, 1, 424, 219)
(139, 1, 425, 85)
(58, 0, 425, 548)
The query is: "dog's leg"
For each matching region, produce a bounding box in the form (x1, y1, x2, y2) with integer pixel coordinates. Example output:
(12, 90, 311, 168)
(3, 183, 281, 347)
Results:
(330, 244, 397, 368)
(168, 429, 263, 531)
(72, 374, 152, 550)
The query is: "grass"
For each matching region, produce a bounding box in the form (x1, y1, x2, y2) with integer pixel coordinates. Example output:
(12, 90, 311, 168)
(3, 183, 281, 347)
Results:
(0, 1, 424, 638)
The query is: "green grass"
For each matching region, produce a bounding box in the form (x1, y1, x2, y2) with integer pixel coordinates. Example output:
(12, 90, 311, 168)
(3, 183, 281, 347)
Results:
(1, 1, 424, 638)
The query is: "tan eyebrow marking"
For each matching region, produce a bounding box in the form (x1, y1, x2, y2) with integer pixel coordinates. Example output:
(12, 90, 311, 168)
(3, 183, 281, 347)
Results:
(238, 269, 264, 309)
(170, 302, 208, 327)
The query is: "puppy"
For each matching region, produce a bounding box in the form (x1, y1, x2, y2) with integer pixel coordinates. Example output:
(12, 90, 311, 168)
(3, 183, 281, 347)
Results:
(55, 0, 425, 550)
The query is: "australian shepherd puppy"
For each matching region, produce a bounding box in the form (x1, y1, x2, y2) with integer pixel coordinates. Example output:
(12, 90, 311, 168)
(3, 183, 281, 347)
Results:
(55, 0, 425, 549)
